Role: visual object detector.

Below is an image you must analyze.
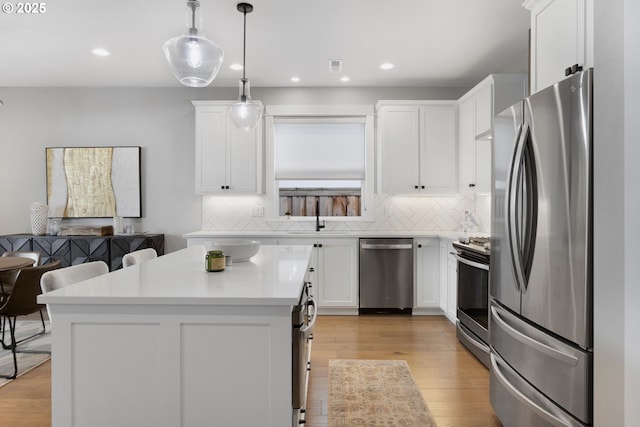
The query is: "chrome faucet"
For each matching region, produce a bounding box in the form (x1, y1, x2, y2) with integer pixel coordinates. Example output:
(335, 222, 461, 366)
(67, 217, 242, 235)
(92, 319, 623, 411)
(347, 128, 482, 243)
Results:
(315, 199, 325, 232)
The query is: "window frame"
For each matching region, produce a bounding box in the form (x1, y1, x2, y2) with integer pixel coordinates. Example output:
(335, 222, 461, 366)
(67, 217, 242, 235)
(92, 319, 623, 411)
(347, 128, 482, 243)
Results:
(264, 105, 375, 222)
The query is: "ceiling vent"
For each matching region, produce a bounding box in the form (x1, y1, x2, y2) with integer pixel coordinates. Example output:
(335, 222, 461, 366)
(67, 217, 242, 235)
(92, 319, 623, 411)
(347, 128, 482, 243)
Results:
(329, 59, 343, 73)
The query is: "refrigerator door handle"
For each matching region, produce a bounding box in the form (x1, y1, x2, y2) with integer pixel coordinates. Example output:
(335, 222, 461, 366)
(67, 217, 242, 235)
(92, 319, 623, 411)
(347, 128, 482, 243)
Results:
(491, 305, 579, 366)
(490, 353, 581, 427)
(506, 122, 528, 292)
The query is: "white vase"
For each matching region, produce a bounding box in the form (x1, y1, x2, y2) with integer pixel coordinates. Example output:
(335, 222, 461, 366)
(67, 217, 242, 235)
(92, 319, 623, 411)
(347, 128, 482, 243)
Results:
(30, 202, 48, 235)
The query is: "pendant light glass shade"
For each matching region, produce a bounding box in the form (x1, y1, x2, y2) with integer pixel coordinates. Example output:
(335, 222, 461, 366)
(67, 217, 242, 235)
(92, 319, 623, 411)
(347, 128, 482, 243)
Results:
(163, 1, 224, 88)
(228, 3, 262, 131)
(229, 78, 263, 130)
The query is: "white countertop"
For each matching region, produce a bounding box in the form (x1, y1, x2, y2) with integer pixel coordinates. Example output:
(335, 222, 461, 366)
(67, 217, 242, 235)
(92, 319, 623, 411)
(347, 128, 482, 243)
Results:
(38, 245, 313, 306)
(184, 230, 470, 241)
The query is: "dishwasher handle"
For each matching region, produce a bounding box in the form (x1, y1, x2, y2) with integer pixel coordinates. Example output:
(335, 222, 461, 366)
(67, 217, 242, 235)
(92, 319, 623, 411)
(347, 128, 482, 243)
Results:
(361, 243, 413, 250)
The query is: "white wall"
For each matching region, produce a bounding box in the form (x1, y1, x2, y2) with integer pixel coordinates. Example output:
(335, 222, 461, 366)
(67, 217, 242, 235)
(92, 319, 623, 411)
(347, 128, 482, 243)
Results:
(593, 0, 640, 425)
(0, 86, 467, 252)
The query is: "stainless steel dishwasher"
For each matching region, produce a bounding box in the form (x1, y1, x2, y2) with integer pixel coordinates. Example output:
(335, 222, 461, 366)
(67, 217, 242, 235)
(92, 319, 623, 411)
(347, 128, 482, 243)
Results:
(359, 238, 414, 314)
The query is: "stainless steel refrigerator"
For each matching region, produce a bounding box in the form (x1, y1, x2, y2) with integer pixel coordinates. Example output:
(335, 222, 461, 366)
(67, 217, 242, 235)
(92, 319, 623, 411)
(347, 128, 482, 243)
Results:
(490, 68, 593, 427)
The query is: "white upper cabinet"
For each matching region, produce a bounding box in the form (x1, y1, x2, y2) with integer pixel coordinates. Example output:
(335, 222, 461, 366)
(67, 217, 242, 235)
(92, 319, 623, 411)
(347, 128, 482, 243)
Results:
(458, 75, 528, 193)
(377, 101, 457, 194)
(523, 0, 594, 93)
(193, 101, 263, 194)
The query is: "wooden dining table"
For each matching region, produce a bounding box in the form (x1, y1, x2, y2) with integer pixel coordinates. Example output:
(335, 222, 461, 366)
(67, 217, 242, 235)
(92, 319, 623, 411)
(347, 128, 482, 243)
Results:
(0, 256, 36, 298)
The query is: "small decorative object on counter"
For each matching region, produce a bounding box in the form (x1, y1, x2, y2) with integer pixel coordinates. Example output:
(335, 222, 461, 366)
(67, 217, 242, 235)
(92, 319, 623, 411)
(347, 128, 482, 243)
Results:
(30, 202, 48, 235)
(113, 216, 123, 234)
(47, 218, 62, 236)
(459, 210, 479, 243)
(205, 250, 225, 272)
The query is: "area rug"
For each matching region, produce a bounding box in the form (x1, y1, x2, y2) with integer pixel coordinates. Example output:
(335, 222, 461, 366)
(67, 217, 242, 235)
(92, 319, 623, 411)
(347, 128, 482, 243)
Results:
(328, 359, 437, 427)
(0, 320, 51, 387)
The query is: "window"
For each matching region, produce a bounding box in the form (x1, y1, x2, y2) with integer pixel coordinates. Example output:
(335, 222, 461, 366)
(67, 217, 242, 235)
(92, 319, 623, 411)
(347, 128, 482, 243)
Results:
(265, 106, 374, 220)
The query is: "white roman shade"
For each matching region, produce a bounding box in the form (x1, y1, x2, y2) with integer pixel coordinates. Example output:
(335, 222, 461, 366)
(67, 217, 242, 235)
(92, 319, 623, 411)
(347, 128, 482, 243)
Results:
(274, 119, 365, 180)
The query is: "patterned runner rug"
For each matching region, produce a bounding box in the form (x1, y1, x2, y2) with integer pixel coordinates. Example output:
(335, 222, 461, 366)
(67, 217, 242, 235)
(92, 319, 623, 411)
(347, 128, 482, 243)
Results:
(328, 359, 437, 427)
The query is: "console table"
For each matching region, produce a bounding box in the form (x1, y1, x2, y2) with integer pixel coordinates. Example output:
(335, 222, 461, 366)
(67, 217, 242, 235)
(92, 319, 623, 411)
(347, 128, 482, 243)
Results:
(0, 234, 164, 270)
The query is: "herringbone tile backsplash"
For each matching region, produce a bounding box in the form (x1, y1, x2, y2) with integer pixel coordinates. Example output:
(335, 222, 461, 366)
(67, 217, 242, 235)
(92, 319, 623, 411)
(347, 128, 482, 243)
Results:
(202, 194, 486, 233)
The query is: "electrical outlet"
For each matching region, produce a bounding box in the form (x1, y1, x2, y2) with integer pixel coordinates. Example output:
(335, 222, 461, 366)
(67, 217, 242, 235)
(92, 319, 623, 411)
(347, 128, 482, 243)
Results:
(250, 207, 263, 217)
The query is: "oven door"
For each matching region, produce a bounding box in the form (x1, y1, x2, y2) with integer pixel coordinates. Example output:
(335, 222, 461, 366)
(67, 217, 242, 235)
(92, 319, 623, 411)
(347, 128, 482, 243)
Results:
(456, 253, 489, 343)
(292, 294, 317, 416)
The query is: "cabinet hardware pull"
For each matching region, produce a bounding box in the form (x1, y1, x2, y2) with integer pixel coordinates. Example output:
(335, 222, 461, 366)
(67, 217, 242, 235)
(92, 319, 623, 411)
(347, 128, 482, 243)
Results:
(564, 64, 583, 76)
(414, 185, 419, 189)
(469, 183, 476, 188)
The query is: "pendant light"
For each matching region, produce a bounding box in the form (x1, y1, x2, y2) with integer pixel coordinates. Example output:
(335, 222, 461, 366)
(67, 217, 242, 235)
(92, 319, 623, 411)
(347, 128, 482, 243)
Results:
(228, 2, 263, 131)
(163, 0, 224, 88)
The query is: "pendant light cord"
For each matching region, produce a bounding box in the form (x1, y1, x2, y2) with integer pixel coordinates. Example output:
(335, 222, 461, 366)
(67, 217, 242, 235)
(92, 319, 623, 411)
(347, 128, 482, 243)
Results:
(189, 1, 198, 31)
(242, 8, 247, 81)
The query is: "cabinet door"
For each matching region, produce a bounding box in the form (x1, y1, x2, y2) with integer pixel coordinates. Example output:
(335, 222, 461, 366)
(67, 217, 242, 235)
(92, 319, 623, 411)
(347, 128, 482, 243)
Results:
(316, 239, 358, 308)
(195, 108, 227, 193)
(416, 239, 440, 308)
(32, 236, 71, 267)
(459, 99, 476, 192)
(379, 106, 421, 194)
(70, 237, 110, 266)
(420, 105, 457, 193)
(475, 84, 493, 137)
(227, 121, 259, 194)
(527, 0, 593, 93)
(447, 254, 458, 323)
(439, 241, 449, 312)
(475, 138, 492, 193)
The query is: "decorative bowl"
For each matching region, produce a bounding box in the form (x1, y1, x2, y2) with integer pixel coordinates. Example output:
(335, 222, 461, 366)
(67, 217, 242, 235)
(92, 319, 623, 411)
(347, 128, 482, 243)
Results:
(204, 240, 261, 263)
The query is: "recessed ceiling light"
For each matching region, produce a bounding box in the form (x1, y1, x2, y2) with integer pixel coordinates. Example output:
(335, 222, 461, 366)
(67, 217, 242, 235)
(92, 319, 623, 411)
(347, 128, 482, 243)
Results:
(92, 48, 110, 57)
(340, 76, 350, 82)
(230, 63, 243, 71)
(380, 62, 395, 70)
(291, 76, 300, 82)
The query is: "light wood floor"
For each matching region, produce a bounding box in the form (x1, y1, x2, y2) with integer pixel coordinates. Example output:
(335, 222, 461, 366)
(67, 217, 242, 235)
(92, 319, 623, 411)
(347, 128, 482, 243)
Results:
(0, 315, 501, 427)
(306, 315, 502, 427)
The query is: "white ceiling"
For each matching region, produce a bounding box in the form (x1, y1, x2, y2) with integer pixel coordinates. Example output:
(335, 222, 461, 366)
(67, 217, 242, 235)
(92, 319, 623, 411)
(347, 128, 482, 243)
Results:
(0, 0, 531, 88)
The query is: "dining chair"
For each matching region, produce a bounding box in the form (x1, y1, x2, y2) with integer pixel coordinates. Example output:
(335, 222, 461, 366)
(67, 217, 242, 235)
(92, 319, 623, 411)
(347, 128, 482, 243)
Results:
(40, 261, 109, 322)
(0, 251, 44, 342)
(0, 260, 62, 379)
(122, 248, 158, 268)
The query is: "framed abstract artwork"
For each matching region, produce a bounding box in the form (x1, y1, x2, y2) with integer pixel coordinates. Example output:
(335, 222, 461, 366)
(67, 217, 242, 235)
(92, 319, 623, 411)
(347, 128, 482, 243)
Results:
(46, 146, 142, 218)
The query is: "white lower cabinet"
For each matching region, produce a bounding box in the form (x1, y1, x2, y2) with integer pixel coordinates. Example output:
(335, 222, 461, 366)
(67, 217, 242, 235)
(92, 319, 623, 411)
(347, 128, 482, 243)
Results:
(439, 240, 458, 324)
(415, 238, 440, 312)
(314, 239, 358, 312)
(279, 237, 358, 313)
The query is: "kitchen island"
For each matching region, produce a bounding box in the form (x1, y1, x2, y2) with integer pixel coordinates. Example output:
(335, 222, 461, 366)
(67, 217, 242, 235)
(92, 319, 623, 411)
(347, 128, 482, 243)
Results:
(38, 244, 313, 427)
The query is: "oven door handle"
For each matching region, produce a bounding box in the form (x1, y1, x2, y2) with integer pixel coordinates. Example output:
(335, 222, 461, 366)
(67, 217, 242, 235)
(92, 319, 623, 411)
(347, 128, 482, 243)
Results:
(455, 254, 489, 271)
(300, 297, 317, 338)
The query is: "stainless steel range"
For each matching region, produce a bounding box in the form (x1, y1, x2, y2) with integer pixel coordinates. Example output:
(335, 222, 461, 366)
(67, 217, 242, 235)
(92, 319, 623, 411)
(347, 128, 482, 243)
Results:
(453, 237, 490, 368)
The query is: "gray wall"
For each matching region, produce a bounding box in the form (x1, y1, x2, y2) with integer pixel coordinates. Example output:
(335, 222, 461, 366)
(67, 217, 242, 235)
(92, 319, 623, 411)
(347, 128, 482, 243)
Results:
(0, 86, 467, 252)
(594, 0, 640, 424)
